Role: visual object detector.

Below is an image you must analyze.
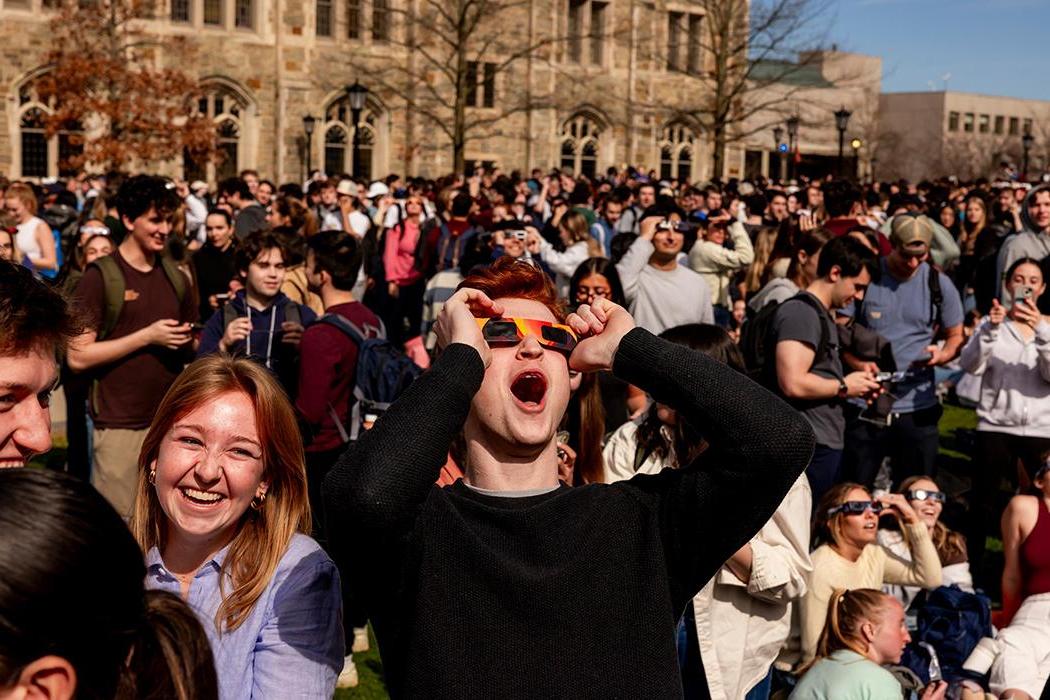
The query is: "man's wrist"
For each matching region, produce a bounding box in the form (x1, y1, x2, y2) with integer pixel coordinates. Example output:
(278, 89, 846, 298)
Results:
(836, 378, 848, 399)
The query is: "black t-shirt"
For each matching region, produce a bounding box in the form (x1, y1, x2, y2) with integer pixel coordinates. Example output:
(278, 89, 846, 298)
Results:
(192, 241, 238, 321)
(771, 292, 845, 449)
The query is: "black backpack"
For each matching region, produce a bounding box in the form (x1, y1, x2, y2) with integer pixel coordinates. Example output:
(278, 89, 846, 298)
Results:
(317, 313, 422, 442)
(740, 292, 830, 390)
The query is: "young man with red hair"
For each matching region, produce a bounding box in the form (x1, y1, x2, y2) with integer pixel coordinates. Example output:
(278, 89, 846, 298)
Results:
(324, 253, 815, 698)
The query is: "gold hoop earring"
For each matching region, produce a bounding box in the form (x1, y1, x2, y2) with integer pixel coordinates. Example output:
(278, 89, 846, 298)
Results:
(148, 469, 156, 486)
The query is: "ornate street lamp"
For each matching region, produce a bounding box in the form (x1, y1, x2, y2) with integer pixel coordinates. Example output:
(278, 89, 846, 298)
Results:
(834, 106, 852, 178)
(345, 81, 369, 177)
(1022, 130, 1035, 182)
(850, 138, 862, 182)
(772, 126, 784, 182)
(302, 115, 316, 180)
(786, 115, 800, 181)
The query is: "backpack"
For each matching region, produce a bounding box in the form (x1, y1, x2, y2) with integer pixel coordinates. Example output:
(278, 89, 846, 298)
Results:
(898, 585, 992, 684)
(739, 292, 830, 389)
(317, 313, 422, 442)
(91, 254, 188, 341)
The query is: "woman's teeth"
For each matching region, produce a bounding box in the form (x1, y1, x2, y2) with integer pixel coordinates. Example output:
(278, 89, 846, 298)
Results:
(182, 487, 223, 503)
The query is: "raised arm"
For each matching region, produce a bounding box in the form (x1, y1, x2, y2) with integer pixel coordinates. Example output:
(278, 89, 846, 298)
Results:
(566, 298, 815, 610)
(958, 313, 1001, 375)
(323, 289, 499, 535)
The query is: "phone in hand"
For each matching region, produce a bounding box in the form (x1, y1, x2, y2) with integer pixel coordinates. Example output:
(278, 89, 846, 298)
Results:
(1014, 286, 1033, 305)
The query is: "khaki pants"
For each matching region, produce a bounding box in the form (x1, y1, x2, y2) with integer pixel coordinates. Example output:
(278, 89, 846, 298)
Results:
(91, 427, 147, 518)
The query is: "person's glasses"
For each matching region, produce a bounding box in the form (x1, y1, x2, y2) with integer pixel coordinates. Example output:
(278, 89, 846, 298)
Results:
(905, 489, 945, 503)
(827, 500, 884, 517)
(575, 286, 610, 301)
(79, 225, 110, 237)
(474, 317, 577, 355)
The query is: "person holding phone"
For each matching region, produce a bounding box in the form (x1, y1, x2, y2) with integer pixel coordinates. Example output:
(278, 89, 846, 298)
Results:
(959, 256, 1050, 582)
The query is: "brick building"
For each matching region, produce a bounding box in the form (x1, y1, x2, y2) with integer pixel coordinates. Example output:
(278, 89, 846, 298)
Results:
(1, 0, 880, 183)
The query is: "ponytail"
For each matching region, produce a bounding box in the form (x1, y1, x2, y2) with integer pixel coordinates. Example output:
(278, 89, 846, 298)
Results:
(799, 588, 889, 676)
(120, 591, 219, 700)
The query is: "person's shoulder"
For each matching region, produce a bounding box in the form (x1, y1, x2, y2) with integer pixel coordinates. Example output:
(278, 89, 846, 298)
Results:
(276, 533, 336, 578)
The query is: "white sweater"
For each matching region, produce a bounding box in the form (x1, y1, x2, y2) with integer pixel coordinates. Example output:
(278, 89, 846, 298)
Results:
(615, 236, 714, 335)
(958, 318, 1050, 437)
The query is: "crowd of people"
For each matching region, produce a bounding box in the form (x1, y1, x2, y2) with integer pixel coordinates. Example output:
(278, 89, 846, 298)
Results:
(3, 162, 1050, 700)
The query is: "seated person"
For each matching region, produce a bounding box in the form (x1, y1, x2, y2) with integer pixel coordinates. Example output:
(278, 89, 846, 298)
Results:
(790, 587, 947, 700)
(788, 483, 943, 669)
(323, 256, 815, 698)
(992, 456, 1050, 700)
(879, 476, 973, 609)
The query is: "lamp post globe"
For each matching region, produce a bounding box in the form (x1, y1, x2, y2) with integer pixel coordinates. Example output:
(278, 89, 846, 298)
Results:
(345, 81, 369, 177)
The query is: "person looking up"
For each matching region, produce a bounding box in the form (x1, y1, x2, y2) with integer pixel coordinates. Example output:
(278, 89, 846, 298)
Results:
(323, 257, 815, 699)
(68, 175, 197, 517)
(591, 195, 623, 257)
(197, 231, 315, 395)
(0, 468, 218, 700)
(528, 210, 602, 299)
(790, 483, 942, 669)
(616, 203, 714, 334)
(5, 182, 58, 274)
(688, 215, 755, 327)
(131, 356, 344, 699)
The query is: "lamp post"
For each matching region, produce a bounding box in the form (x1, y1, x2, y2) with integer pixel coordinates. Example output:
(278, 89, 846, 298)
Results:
(834, 106, 852, 178)
(302, 115, 316, 181)
(772, 126, 784, 183)
(345, 81, 369, 178)
(1022, 130, 1035, 182)
(786, 115, 800, 181)
(850, 138, 862, 182)
(870, 156, 878, 184)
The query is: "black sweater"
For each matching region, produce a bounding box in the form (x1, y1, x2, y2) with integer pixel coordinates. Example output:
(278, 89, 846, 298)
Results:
(323, 328, 815, 699)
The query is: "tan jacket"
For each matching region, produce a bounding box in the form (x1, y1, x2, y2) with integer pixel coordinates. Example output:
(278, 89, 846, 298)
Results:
(691, 474, 812, 700)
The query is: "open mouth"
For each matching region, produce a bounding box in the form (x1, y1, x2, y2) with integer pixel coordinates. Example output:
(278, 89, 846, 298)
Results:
(179, 487, 225, 505)
(510, 371, 547, 409)
(0, 459, 26, 469)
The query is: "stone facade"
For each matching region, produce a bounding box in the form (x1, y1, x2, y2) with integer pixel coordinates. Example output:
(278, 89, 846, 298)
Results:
(879, 91, 1050, 181)
(1, 0, 881, 183)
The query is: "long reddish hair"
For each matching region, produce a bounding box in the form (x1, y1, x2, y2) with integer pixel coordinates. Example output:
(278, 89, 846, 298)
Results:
(459, 255, 566, 321)
(131, 356, 310, 633)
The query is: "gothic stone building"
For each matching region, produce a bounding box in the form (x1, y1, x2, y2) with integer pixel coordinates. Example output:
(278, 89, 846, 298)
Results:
(1, 0, 881, 183)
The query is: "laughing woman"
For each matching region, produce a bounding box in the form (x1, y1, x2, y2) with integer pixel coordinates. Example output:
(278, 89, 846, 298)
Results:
(131, 355, 344, 700)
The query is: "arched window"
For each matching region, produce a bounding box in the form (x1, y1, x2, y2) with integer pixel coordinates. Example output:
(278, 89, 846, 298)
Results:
(14, 75, 84, 179)
(658, 122, 698, 183)
(560, 112, 605, 178)
(321, 95, 381, 178)
(184, 83, 250, 182)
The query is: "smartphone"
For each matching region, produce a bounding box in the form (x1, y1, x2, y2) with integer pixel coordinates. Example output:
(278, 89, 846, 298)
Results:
(509, 230, 527, 241)
(1014, 286, 1033, 305)
(191, 322, 206, 331)
(214, 293, 230, 302)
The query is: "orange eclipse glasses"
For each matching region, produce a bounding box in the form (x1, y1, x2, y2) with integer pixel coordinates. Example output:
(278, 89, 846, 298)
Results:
(474, 317, 578, 354)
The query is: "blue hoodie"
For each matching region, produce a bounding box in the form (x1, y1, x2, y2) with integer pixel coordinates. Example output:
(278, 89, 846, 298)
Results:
(198, 289, 316, 390)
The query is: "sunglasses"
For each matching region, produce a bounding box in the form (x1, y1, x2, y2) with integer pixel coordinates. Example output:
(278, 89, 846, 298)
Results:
(827, 500, 884, 518)
(905, 489, 945, 503)
(474, 317, 578, 355)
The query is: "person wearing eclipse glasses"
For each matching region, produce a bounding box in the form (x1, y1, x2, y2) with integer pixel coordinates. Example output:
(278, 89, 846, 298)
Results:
(786, 481, 942, 670)
(322, 255, 815, 698)
(878, 476, 972, 610)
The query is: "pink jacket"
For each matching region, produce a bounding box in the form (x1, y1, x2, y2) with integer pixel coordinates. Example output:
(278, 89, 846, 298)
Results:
(383, 220, 423, 286)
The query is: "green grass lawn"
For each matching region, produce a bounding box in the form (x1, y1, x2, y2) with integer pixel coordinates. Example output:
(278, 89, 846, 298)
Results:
(334, 627, 388, 700)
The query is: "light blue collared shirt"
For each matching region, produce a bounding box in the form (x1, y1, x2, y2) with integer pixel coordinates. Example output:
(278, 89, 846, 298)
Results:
(146, 533, 344, 700)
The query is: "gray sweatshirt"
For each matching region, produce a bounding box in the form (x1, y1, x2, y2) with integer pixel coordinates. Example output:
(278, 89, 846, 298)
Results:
(995, 184, 1050, 303)
(616, 236, 714, 335)
(958, 318, 1050, 437)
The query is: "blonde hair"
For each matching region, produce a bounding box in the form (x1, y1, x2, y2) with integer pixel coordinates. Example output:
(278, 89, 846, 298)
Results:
(813, 482, 870, 549)
(5, 182, 38, 215)
(799, 588, 891, 675)
(130, 356, 311, 633)
(744, 226, 780, 293)
(560, 211, 601, 257)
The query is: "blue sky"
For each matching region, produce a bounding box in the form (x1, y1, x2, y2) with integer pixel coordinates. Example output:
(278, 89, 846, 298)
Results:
(826, 0, 1050, 100)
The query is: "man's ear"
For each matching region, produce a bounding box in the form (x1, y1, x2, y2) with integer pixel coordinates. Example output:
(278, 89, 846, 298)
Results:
(828, 265, 842, 283)
(13, 655, 77, 700)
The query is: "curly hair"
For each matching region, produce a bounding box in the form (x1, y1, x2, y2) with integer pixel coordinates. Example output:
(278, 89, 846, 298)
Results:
(458, 255, 565, 321)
